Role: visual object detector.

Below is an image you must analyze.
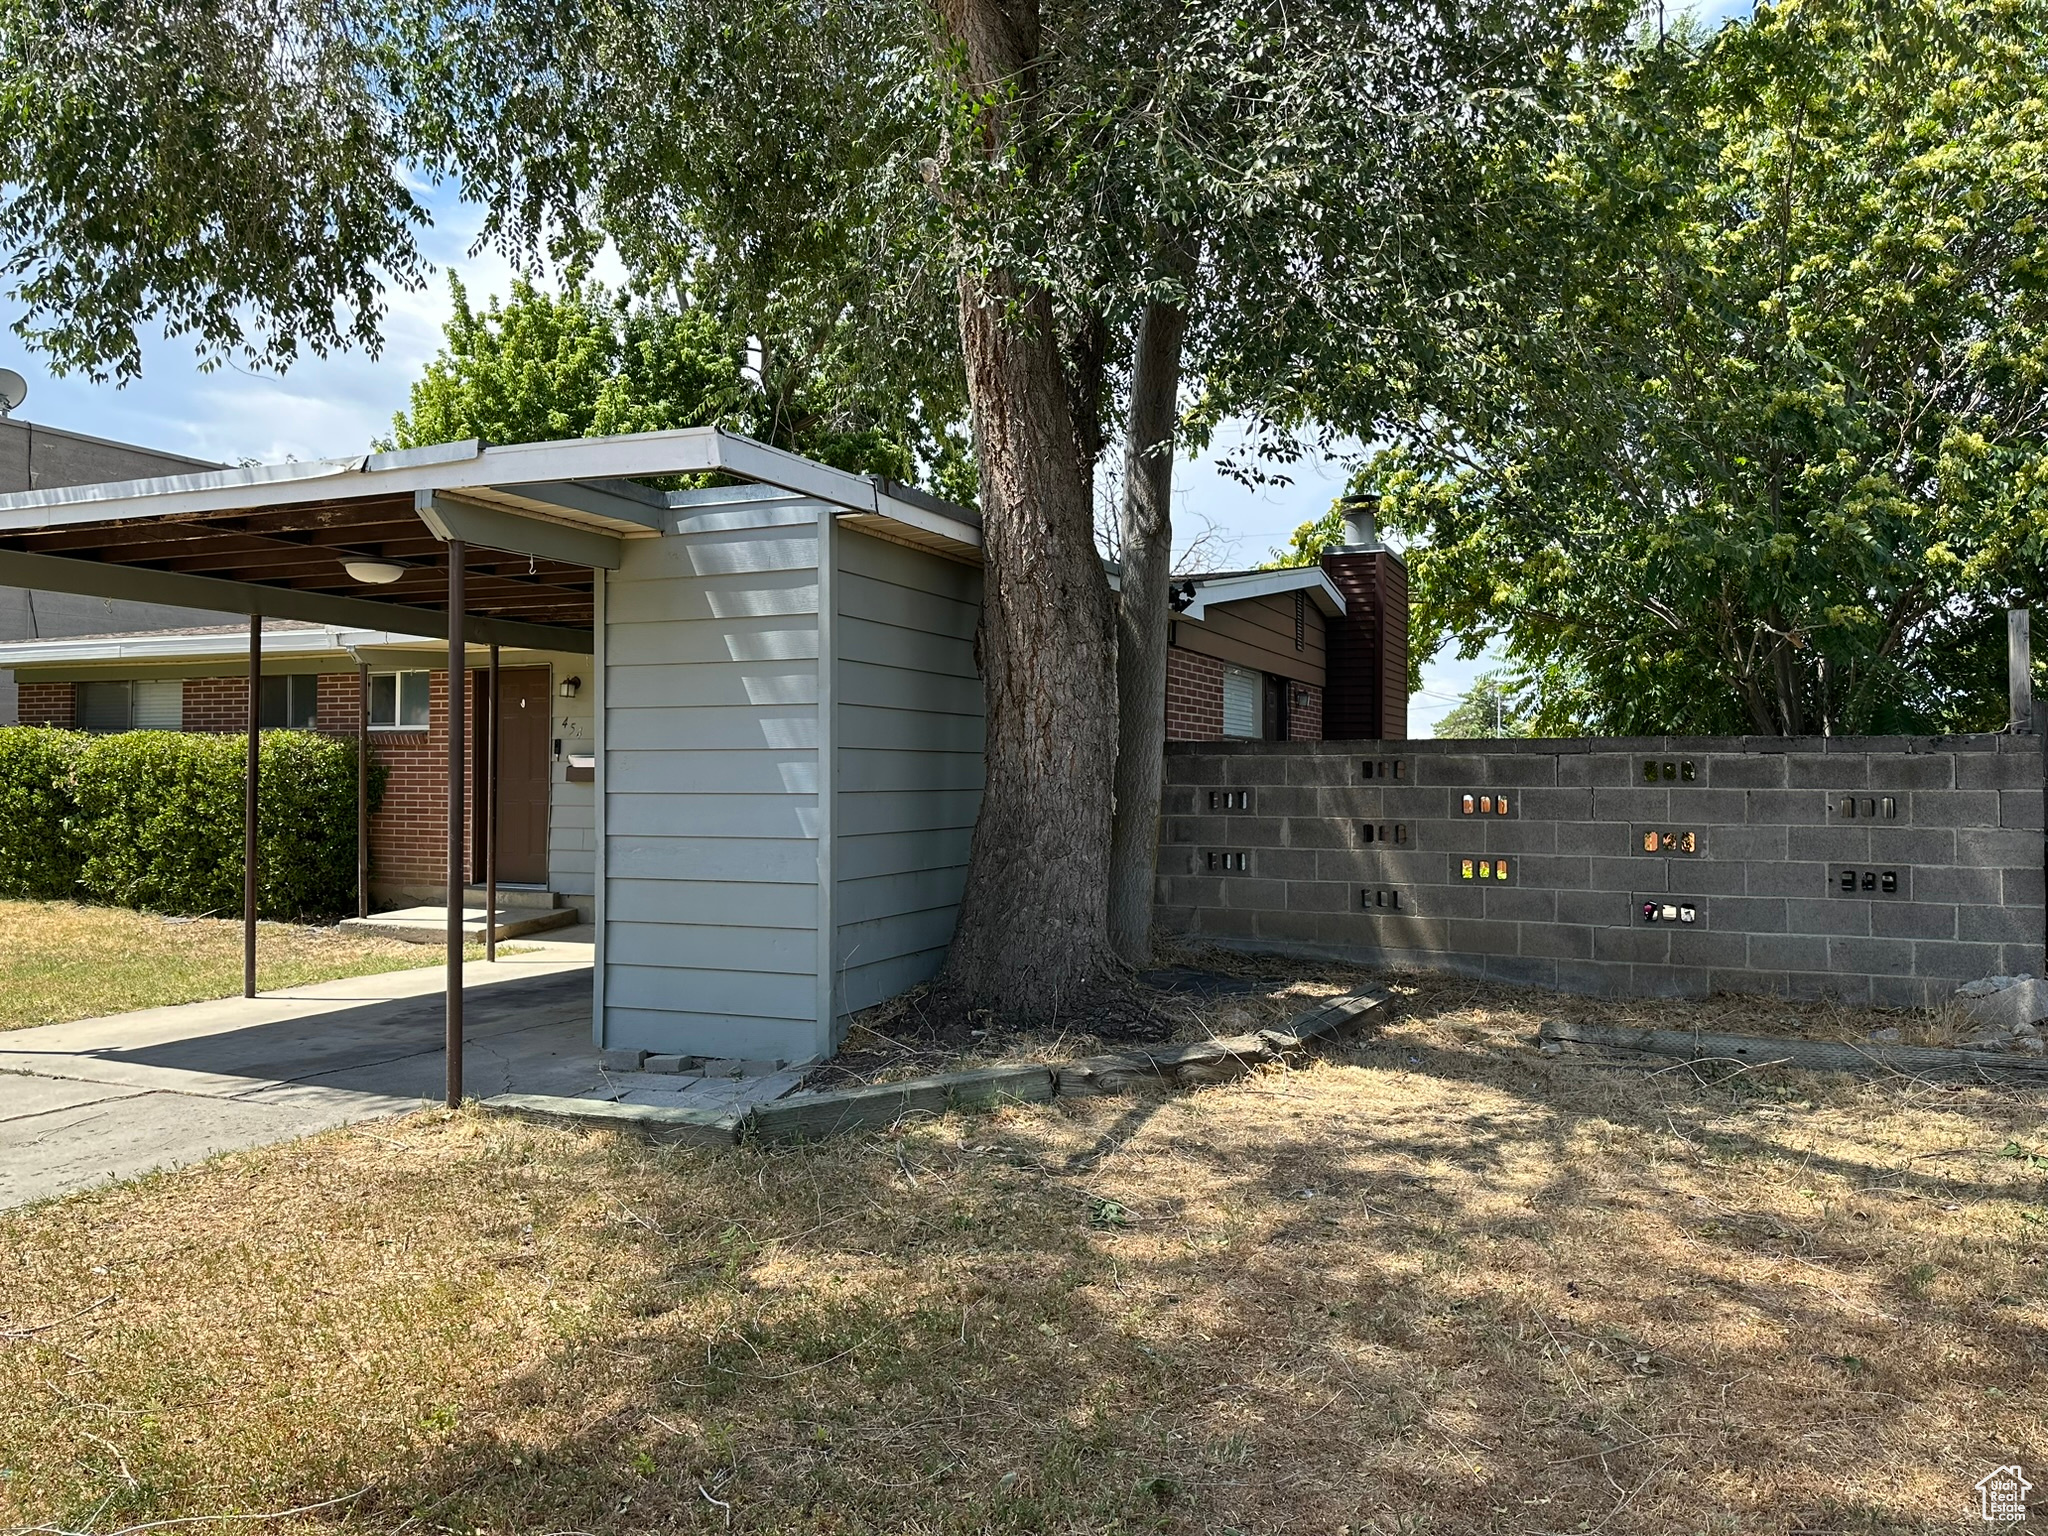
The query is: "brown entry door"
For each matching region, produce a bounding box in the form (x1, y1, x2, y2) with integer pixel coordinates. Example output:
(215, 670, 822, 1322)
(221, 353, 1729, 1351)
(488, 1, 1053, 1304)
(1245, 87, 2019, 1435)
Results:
(492, 668, 552, 884)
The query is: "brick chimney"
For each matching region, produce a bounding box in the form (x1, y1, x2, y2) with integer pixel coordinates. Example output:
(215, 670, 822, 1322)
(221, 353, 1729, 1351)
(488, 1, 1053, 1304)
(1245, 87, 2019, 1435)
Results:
(1318, 496, 1409, 739)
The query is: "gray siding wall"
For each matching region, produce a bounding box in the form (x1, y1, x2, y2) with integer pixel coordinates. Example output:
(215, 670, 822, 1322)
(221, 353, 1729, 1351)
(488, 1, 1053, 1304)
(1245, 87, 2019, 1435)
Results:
(832, 528, 985, 1020)
(1159, 735, 2046, 1008)
(601, 487, 829, 1059)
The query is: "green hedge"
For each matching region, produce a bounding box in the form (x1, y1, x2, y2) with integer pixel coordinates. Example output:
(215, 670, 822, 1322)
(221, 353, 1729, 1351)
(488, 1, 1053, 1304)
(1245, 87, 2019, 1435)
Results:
(0, 726, 384, 919)
(0, 728, 88, 898)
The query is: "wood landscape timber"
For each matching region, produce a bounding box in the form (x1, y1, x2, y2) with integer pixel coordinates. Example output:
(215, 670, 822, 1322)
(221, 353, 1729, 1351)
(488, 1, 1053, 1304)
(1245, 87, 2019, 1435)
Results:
(1541, 1018, 2048, 1080)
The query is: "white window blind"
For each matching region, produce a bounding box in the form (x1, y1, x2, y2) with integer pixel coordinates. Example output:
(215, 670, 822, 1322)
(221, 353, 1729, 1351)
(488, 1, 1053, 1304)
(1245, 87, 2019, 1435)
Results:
(1222, 665, 1260, 739)
(132, 680, 183, 730)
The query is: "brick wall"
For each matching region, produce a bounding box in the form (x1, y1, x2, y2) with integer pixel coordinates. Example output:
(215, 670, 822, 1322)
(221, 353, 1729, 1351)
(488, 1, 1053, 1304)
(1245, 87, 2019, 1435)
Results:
(16, 681, 72, 726)
(67, 667, 480, 898)
(1165, 646, 1224, 741)
(1158, 734, 2047, 1009)
(1287, 683, 1322, 742)
(348, 670, 473, 894)
(182, 674, 249, 732)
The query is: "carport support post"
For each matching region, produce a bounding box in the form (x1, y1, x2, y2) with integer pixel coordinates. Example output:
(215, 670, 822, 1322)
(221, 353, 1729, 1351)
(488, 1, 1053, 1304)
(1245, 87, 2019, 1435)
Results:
(244, 616, 261, 998)
(356, 660, 370, 919)
(445, 542, 466, 1109)
(486, 643, 500, 962)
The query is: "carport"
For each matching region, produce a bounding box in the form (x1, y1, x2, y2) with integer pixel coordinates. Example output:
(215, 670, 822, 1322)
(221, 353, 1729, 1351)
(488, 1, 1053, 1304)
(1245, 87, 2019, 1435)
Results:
(0, 430, 986, 1104)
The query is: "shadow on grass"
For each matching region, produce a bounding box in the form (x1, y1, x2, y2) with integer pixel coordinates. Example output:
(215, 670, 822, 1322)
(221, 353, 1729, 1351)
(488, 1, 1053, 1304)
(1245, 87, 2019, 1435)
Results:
(11, 1019, 2047, 1536)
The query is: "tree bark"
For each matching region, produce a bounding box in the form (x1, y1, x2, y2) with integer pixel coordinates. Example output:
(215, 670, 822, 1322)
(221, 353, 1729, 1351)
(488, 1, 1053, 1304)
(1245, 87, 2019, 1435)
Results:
(944, 271, 1121, 1009)
(935, 0, 1120, 1013)
(1108, 286, 1189, 965)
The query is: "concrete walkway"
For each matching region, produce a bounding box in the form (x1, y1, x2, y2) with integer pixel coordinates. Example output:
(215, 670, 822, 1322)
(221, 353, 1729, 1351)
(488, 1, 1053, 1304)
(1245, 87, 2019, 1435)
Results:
(0, 929, 792, 1210)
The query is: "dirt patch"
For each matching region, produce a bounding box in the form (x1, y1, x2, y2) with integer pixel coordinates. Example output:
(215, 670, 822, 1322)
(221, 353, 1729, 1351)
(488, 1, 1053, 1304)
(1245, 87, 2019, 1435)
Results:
(814, 945, 1956, 1091)
(809, 944, 1375, 1090)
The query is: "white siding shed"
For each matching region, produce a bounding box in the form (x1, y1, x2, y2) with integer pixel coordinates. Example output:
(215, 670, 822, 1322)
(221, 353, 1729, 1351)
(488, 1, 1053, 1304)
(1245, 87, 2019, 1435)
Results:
(596, 482, 984, 1062)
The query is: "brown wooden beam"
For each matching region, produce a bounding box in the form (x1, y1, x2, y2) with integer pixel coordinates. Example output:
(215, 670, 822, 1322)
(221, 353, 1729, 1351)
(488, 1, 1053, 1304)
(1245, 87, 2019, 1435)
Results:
(445, 541, 466, 1109)
(244, 617, 261, 998)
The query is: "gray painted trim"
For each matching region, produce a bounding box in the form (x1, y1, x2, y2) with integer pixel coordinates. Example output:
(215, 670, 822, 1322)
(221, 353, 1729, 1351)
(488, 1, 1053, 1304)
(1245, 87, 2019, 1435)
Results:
(816, 504, 838, 1040)
(592, 566, 609, 1048)
(419, 491, 627, 569)
(494, 479, 666, 533)
(0, 547, 595, 654)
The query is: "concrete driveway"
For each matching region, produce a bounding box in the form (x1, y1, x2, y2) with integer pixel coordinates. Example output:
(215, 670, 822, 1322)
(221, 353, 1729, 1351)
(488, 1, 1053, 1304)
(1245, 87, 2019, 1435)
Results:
(0, 935, 605, 1210)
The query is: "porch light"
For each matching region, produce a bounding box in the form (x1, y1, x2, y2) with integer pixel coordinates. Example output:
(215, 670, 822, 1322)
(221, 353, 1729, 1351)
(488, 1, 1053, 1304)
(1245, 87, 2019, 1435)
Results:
(558, 675, 582, 699)
(343, 558, 407, 585)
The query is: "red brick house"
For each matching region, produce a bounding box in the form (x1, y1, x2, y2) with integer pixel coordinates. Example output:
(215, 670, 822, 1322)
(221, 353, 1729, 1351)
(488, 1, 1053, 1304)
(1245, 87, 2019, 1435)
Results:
(1155, 506, 1408, 742)
(6, 621, 593, 914)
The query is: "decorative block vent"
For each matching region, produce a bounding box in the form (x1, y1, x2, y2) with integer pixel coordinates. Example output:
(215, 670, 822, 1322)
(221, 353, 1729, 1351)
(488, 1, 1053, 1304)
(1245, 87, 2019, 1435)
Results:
(1361, 760, 1407, 781)
(1637, 896, 1704, 927)
(1205, 850, 1251, 874)
(1360, 822, 1410, 845)
(1641, 758, 1699, 783)
(1457, 856, 1515, 884)
(1836, 795, 1897, 819)
(1207, 789, 1253, 812)
(1457, 792, 1516, 817)
(1831, 865, 1907, 897)
(1359, 887, 1403, 911)
(1635, 827, 1703, 856)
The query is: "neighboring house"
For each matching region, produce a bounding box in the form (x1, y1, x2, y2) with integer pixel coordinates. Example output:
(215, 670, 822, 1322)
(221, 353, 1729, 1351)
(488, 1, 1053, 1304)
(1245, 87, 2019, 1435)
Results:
(0, 415, 223, 721)
(1158, 508, 1410, 742)
(4, 622, 595, 916)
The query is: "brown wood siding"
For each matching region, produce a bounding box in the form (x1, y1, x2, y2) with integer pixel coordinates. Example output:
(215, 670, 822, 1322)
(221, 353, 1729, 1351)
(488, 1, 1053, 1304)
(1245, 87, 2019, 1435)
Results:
(1319, 549, 1408, 739)
(1169, 591, 1326, 687)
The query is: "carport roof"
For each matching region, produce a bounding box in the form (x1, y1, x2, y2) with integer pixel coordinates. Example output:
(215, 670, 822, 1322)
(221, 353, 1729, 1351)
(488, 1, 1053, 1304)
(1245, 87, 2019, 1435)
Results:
(0, 428, 982, 654)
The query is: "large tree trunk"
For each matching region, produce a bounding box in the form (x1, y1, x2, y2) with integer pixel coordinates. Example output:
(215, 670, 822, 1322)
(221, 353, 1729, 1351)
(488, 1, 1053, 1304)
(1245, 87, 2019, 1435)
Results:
(1107, 289, 1189, 965)
(944, 272, 1121, 1009)
(934, 0, 1119, 1012)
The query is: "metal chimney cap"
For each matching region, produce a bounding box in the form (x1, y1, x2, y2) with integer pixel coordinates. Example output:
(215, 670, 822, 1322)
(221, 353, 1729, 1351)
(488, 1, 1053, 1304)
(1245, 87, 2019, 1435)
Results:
(1336, 492, 1382, 552)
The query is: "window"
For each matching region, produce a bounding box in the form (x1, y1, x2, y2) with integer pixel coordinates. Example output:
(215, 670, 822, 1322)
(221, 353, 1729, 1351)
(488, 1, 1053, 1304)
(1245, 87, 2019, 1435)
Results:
(1221, 664, 1261, 738)
(258, 674, 317, 729)
(76, 679, 182, 732)
(368, 670, 431, 730)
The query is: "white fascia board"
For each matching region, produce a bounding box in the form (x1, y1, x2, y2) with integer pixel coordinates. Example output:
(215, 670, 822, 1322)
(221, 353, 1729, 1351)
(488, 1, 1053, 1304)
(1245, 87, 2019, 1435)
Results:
(0, 624, 461, 668)
(0, 627, 348, 668)
(0, 428, 726, 535)
(0, 423, 976, 553)
(0, 624, 548, 673)
(1183, 567, 1347, 620)
(868, 488, 983, 555)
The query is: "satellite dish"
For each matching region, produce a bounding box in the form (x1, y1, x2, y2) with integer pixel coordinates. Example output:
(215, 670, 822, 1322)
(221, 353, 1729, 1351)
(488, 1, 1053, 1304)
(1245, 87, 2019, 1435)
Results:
(0, 369, 25, 418)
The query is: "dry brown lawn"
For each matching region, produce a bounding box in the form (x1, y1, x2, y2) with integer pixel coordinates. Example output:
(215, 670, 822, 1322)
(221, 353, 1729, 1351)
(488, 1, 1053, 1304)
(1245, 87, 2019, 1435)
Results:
(0, 900, 487, 1031)
(2, 972, 2044, 1534)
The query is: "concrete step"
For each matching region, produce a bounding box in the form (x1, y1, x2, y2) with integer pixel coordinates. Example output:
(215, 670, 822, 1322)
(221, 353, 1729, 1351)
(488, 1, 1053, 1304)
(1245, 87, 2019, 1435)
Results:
(339, 906, 581, 945)
(461, 885, 560, 911)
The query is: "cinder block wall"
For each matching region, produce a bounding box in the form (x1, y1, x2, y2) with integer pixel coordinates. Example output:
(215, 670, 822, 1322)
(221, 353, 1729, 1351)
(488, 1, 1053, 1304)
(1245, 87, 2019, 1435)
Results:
(1157, 735, 2046, 1007)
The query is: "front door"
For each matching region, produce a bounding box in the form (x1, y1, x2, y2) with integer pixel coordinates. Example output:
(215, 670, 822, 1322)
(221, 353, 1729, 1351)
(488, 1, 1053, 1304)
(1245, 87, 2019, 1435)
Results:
(492, 668, 552, 884)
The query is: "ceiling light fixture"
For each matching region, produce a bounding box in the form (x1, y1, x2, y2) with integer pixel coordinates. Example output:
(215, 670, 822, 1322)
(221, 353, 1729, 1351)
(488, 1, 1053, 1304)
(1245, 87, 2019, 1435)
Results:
(343, 558, 407, 585)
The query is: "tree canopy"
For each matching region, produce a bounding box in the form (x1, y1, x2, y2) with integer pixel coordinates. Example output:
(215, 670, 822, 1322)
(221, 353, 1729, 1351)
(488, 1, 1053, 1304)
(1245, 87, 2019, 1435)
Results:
(384, 275, 947, 485)
(1432, 669, 1537, 740)
(1311, 0, 2048, 736)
